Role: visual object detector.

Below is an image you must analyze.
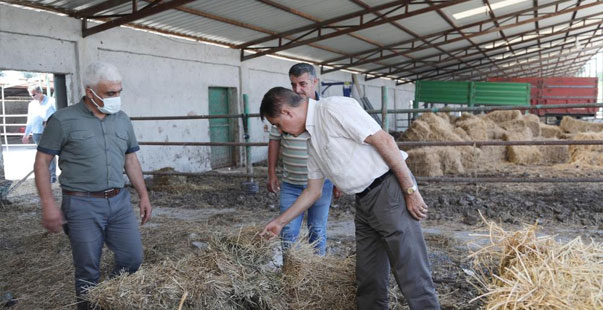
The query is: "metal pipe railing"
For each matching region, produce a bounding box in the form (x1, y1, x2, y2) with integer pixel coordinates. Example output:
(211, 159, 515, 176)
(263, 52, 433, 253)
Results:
(128, 103, 603, 121)
(398, 140, 603, 147)
(138, 141, 267, 146)
(141, 170, 603, 183)
(137, 140, 603, 147)
(130, 113, 260, 121)
(365, 103, 603, 115)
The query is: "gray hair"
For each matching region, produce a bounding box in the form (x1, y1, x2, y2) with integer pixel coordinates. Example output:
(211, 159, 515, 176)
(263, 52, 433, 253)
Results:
(27, 85, 42, 94)
(82, 61, 122, 88)
(288, 63, 317, 79)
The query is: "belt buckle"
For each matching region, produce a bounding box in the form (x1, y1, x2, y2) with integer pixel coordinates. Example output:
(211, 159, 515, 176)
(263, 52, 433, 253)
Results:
(103, 188, 114, 198)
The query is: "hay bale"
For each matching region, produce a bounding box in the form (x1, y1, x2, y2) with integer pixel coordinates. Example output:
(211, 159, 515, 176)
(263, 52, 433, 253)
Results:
(560, 116, 603, 133)
(537, 138, 569, 164)
(455, 116, 489, 141)
(503, 129, 542, 165)
(437, 147, 465, 175)
(406, 148, 443, 177)
(478, 146, 506, 163)
(406, 147, 467, 176)
(468, 216, 603, 310)
(479, 116, 507, 140)
(523, 114, 541, 137)
(540, 123, 562, 138)
(458, 146, 482, 171)
(568, 132, 603, 166)
(86, 227, 357, 310)
(485, 110, 522, 123)
(453, 127, 471, 141)
(401, 113, 464, 142)
(401, 120, 432, 142)
(498, 119, 528, 133)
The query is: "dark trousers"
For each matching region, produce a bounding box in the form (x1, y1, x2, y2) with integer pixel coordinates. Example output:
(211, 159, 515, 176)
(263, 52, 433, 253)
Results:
(355, 173, 439, 310)
(61, 189, 143, 307)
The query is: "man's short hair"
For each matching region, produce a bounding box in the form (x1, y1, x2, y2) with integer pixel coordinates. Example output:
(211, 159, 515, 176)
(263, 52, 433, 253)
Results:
(82, 61, 122, 88)
(288, 63, 316, 79)
(260, 87, 304, 120)
(28, 85, 42, 94)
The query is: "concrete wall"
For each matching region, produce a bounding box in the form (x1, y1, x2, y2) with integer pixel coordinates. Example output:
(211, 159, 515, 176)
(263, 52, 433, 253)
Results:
(0, 3, 414, 173)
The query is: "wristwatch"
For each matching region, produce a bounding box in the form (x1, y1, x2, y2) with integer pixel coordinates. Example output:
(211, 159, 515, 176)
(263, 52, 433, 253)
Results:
(405, 184, 418, 195)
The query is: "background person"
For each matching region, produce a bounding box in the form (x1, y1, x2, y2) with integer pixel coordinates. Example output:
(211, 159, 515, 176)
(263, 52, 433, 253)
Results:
(23, 85, 56, 182)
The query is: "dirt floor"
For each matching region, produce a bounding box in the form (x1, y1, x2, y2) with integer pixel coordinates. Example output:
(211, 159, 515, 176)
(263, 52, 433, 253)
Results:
(0, 164, 601, 309)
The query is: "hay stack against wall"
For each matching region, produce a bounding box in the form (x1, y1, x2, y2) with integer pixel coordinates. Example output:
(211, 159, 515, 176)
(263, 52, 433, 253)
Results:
(469, 217, 602, 310)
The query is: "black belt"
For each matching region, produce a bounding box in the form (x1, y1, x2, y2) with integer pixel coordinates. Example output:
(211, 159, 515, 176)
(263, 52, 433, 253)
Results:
(62, 188, 121, 199)
(357, 170, 393, 199)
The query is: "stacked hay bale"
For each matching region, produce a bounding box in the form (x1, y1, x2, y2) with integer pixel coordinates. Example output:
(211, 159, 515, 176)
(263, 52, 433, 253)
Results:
(468, 217, 602, 309)
(399, 110, 603, 175)
(86, 227, 356, 310)
(487, 111, 541, 165)
(402, 113, 481, 176)
(560, 116, 603, 133)
(569, 132, 603, 166)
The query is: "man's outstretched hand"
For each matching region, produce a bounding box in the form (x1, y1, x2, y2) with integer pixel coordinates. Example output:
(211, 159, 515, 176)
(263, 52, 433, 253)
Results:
(260, 219, 284, 240)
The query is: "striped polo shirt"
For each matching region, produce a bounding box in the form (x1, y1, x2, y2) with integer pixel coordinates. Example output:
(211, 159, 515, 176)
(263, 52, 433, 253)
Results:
(269, 125, 311, 185)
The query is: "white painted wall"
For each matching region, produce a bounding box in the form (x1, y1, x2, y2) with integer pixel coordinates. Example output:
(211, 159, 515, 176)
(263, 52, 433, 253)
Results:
(0, 3, 415, 173)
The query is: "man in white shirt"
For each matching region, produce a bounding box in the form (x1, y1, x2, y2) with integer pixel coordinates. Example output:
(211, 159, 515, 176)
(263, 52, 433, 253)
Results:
(23, 85, 57, 183)
(260, 87, 439, 309)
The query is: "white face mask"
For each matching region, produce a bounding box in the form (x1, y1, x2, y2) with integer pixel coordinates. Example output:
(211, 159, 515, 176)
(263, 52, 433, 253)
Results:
(89, 88, 121, 114)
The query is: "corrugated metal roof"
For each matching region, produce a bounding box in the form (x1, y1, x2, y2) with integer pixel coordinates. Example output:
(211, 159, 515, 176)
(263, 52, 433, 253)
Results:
(6, 0, 602, 83)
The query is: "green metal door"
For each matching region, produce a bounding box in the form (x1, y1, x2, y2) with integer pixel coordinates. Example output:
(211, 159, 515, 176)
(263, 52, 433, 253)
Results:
(209, 87, 233, 168)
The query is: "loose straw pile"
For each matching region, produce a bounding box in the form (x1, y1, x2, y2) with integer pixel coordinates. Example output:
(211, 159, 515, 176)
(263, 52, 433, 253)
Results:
(468, 215, 603, 309)
(86, 227, 356, 309)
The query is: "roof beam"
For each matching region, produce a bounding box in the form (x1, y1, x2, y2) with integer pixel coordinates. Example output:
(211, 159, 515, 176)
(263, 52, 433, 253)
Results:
(406, 35, 603, 81)
(73, 0, 131, 18)
(321, 0, 571, 69)
(390, 18, 603, 80)
(168, 2, 357, 61)
(253, 0, 423, 75)
(237, 0, 413, 49)
(82, 0, 195, 37)
(364, 2, 603, 80)
(554, 17, 601, 76)
(428, 43, 602, 81)
(239, 0, 470, 61)
(323, 0, 492, 78)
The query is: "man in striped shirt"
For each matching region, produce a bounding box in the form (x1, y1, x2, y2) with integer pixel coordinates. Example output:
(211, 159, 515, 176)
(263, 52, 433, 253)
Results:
(267, 63, 339, 255)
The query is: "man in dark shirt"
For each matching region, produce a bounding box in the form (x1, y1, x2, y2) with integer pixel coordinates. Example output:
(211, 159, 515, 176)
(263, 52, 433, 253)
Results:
(34, 62, 151, 310)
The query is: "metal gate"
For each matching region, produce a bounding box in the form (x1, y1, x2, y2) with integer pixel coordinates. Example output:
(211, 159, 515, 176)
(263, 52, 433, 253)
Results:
(208, 87, 234, 168)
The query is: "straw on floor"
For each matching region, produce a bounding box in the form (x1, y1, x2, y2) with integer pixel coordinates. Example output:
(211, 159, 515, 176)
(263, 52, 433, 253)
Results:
(86, 226, 356, 310)
(467, 214, 602, 309)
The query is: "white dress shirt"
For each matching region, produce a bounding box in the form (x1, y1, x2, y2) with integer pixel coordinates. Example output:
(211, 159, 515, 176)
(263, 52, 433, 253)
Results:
(305, 96, 408, 194)
(24, 96, 56, 136)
